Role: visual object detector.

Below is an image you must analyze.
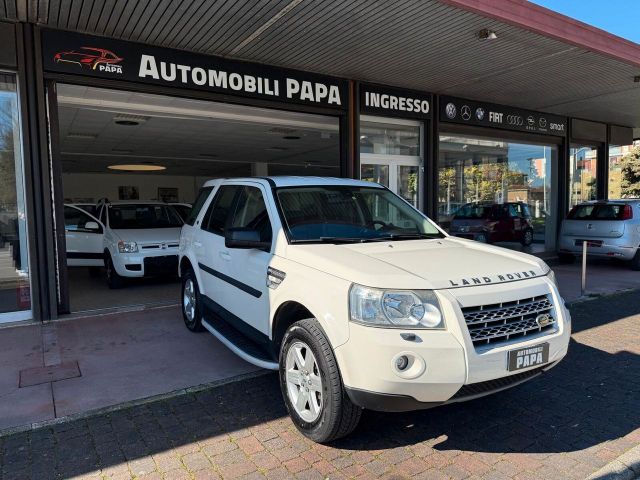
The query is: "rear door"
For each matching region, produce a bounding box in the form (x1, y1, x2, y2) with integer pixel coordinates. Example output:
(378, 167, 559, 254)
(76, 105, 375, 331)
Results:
(64, 205, 104, 266)
(563, 204, 627, 240)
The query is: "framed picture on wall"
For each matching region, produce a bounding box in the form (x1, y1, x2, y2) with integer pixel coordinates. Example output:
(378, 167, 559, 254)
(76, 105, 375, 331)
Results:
(118, 186, 139, 200)
(158, 187, 179, 203)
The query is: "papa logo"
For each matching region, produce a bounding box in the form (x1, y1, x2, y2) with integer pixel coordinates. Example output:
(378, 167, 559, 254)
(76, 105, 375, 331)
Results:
(54, 47, 123, 73)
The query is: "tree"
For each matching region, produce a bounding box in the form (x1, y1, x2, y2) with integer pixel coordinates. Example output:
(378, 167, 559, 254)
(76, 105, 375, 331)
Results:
(620, 146, 640, 198)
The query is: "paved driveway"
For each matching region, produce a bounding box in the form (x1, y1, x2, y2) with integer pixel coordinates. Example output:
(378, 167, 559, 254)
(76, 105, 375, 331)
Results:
(1, 291, 639, 480)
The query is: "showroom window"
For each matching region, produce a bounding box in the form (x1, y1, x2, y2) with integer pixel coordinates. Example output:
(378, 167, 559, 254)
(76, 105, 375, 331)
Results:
(0, 74, 31, 323)
(569, 145, 599, 207)
(360, 117, 422, 209)
(438, 134, 558, 253)
(608, 141, 640, 199)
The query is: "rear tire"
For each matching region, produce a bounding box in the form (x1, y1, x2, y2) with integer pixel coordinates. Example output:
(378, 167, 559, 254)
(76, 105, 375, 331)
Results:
(279, 319, 361, 443)
(105, 254, 124, 289)
(182, 269, 205, 332)
(631, 248, 640, 271)
(558, 253, 575, 264)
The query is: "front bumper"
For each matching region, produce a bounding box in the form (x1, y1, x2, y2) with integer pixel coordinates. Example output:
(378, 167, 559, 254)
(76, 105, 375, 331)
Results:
(334, 277, 571, 411)
(112, 250, 179, 277)
(558, 236, 637, 260)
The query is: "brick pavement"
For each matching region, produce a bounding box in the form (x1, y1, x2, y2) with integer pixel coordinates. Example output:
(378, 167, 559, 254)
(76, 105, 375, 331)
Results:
(1, 291, 639, 480)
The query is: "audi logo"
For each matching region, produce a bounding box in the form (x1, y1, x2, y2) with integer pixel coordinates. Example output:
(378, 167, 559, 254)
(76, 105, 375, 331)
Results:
(506, 115, 523, 126)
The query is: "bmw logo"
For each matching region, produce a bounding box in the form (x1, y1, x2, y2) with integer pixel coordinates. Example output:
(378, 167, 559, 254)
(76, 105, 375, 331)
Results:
(475, 107, 485, 121)
(445, 103, 457, 119)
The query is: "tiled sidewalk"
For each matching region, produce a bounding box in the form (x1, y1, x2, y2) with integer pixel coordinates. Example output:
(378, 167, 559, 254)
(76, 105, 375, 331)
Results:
(1, 290, 639, 479)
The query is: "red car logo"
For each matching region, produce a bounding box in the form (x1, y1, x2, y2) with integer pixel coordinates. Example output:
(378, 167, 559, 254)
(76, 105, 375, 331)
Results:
(54, 47, 123, 71)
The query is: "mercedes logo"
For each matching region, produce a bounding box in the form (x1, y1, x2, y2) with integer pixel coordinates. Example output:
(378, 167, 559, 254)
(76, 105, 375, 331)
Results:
(461, 105, 472, 121)
(445, 103, 457, 119)
(475, 107, 485, 121)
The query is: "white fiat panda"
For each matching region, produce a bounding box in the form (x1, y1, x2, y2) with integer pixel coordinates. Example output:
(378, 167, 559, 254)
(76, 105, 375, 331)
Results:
(178, 177, 570, 443)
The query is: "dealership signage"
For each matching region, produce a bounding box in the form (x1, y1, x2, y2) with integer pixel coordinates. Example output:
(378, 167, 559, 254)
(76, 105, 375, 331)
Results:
(360, 83, 432, 119)
(41, 30, 348, 109)
(439, 96, 567, 136)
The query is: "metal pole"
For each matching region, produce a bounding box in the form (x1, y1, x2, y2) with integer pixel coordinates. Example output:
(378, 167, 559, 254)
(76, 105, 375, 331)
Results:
(581, 240, 588, 296)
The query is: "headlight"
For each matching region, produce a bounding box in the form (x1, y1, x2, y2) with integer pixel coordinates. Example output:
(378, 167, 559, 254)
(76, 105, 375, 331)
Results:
(118, 241, 138, 253)
(349, 284, 444, 329)
(547, 269, 557, 287)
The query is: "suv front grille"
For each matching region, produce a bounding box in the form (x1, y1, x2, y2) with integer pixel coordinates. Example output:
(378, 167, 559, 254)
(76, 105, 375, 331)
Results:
(462, 295, 556, 348)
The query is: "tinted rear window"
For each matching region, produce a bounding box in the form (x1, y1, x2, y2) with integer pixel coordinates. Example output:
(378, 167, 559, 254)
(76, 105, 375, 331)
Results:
(567, 204, 627, 220)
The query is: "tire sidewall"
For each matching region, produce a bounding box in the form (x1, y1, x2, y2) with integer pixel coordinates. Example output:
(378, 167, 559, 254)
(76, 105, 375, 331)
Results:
(279, 322, 338, 440)
(522, 229, 533, 246)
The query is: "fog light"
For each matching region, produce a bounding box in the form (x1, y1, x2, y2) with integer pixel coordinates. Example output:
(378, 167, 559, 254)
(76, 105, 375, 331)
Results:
(396, 355, 409, 371)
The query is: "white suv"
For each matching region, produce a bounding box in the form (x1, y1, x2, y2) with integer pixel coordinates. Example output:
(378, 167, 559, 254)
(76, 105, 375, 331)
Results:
(96, 200, 184, 288)
(179, 177, 570, 442)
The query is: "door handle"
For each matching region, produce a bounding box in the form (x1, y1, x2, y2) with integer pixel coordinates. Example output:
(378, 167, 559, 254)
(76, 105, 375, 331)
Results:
(193, 241, 203, 248)
(219, 251, 231, 261)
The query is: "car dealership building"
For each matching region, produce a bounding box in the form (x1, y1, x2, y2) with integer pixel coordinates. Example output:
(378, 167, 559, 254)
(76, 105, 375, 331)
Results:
(0, 0, 639, 323)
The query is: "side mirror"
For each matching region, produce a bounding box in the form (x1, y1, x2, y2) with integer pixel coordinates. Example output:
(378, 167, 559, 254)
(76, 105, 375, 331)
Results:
(85, 221, 101, 232)
(225, 228, 270, 250)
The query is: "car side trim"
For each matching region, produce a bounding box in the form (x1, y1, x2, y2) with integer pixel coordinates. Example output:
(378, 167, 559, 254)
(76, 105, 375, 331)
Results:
(198, 262, 262, 298)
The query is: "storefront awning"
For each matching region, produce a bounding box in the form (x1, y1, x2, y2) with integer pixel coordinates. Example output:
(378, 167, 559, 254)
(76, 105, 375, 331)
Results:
(2, 0, 640, 131)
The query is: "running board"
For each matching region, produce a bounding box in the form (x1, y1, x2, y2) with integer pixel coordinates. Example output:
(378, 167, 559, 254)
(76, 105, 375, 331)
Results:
(202, 319, 278, 370)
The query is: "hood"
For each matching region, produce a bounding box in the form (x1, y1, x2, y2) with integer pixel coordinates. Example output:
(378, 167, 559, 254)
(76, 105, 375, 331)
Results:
(284, 237, 549, 290)
(111, 228, 182, 244)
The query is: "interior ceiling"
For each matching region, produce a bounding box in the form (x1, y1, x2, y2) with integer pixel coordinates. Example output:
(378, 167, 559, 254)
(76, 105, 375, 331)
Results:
(2, 0, 640, 130)
(57, 84, 340, 176)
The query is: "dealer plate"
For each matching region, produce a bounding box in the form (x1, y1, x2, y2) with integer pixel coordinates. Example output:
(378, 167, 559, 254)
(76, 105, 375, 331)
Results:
(507, 343, 549, 371)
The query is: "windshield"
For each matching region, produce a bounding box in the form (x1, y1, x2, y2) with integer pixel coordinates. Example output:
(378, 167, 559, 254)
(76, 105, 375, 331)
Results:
(453, 204, 493, 219)
(276, 186, 443, 243)
(108, 204, 183, 229)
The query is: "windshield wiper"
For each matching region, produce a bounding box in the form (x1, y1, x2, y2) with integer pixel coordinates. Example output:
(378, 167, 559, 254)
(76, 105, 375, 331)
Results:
(369, 233, 443, 241)
(290, 237, 375, 244)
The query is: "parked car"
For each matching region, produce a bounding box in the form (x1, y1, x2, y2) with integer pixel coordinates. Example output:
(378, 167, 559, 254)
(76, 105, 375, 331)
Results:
(179, 177, 570, 442)
(558, 200, 640, 270)
(54, 47, 122, 70)
(170, 203, 192, 222)
(64, 204, 104, 270)
(96, 200, 184, 288)
(449, 202, 534, 246)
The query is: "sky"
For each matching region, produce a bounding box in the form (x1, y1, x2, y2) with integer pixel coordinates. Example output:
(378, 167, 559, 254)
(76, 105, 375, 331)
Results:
(529, 0, 640, 44)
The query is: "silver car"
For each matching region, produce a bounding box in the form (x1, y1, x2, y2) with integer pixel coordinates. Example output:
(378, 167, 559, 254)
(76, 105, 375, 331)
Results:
(558, 200, 640, 270)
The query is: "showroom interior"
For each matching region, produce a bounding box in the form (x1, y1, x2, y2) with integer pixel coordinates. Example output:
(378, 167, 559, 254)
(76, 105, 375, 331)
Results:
(0, 20, 638, 324)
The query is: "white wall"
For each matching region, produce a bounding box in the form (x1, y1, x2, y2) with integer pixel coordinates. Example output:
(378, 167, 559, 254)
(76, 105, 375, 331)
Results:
(62, 173, 212, 204)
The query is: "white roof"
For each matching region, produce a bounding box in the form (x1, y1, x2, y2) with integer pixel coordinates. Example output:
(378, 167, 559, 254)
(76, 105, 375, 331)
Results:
(204, 176, 383, 188)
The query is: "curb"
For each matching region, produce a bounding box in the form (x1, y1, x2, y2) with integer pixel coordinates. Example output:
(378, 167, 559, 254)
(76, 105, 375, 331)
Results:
(587, 444, 640, 480)
(0, 369, 272, 438)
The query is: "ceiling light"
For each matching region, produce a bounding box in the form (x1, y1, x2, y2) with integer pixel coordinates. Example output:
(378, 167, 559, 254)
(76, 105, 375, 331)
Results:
(67, 132, 98, 140)
(478, 28, 498, 40)
(113, 114, 149, 126)
(108, 164, 166, 171)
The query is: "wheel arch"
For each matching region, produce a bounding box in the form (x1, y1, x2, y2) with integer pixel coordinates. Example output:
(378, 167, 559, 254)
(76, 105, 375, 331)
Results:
(271, 301, 317, 354)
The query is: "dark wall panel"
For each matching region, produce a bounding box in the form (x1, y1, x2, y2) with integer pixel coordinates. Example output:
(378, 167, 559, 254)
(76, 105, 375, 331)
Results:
(0, 22, 17, 68)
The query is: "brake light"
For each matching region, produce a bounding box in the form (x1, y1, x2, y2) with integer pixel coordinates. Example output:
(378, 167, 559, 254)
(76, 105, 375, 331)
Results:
(621, 204, 633, 220)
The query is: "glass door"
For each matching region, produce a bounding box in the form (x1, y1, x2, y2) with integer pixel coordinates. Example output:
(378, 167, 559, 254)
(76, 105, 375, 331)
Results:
(360, 117, 422, 209)
(569, 145, 599, 208)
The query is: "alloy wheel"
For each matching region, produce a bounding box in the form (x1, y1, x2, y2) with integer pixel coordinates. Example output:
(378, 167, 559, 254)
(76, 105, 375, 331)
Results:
(285, 341, 323, 422)
(183, 278, 196, 322)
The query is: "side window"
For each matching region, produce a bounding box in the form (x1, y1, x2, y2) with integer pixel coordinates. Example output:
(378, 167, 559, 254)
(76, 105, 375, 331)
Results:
(185, 187, 213, 226)
(64, 207, 100, 232)
(203, 186, 240, 236)
(230, 187, 273, 244)
(508, 204, 519, 218)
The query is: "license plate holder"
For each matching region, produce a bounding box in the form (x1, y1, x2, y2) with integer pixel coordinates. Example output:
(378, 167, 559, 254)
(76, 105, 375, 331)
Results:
(507, 343, 549, 371)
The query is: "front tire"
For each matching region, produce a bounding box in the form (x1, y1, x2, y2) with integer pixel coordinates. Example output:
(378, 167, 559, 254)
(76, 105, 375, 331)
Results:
(279, 319, 361, 443)
(105, 254, 124, 289)
(182, 269, 204, 332)
(631, 248, 640, 271)
(521, 228, 534, 247)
